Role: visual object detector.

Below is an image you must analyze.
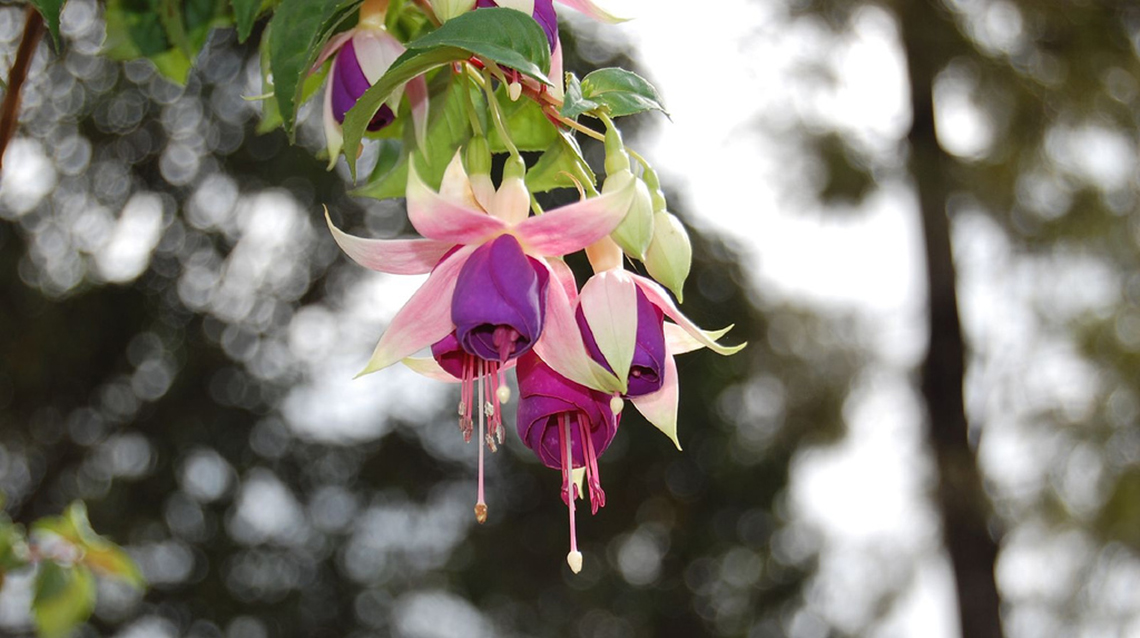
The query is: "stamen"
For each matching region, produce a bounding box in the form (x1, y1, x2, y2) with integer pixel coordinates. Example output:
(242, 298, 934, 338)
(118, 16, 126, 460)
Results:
(475, 359, 487, 524)
(579, 413, 605, 514)
(610, 395, 623, 415)
(560, 413, 581, 573)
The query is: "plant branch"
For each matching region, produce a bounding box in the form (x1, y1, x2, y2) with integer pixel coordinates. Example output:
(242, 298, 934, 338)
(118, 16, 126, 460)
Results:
(0, 7, 45, 174)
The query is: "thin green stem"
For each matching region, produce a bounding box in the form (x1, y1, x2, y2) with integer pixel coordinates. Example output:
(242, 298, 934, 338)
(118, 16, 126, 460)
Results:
(481, 67, 519, 157)
(459, 65, 484, 136)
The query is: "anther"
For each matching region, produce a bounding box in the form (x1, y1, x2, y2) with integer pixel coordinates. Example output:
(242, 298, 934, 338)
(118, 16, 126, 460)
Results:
(475, 502, 487, 524)
(567, 550, 583, 574)
(497, 384, 511, 404)
(610, 395, 623, 414)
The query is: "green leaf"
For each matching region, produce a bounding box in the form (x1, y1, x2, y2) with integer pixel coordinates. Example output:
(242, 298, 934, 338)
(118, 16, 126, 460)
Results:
(33, 563, 96, 638)
(343, 46, 467, 178)
(29, 0, 64, 48)
(269, 0, 362, 138)
(157, 0, 193, 58)
(560, 72, 599, 120)
(34, 502, 144, 589)
(580, 68, 668, 118)
(405, 8, 551, 82)
(488, 86, 558, 152)
(102, 0, 231, 84)
(0, 521, 29, 572)
(352, 74, 477, 199)
(526, 128, 597, 193)
(231, 0, 262, 42)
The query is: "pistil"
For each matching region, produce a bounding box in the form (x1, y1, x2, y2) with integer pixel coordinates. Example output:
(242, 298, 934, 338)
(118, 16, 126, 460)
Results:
(560, 412, 582, 573)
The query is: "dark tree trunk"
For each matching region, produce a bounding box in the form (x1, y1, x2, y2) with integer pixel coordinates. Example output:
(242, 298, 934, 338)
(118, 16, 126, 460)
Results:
(896, 3, 1005, 637)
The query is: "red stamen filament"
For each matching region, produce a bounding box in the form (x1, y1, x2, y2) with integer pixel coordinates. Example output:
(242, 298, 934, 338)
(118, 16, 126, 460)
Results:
(578, 413, 605, 514)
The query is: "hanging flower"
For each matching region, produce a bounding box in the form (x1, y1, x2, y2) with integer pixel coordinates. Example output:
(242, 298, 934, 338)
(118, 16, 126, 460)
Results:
(574, 240, 745, 448)
(516, 351, 619, 573)
(313, 10, 429, 168)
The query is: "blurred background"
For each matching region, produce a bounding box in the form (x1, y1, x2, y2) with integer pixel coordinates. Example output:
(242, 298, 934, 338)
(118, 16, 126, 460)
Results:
(1, 0, 1138, 636)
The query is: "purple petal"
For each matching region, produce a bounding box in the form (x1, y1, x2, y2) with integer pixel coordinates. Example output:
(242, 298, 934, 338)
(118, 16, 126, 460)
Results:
(430, 332, 467, 378)
(577, 285, 666, 397)
(330, 40, 396, 130)
(452, 235, 549, 361)
(475, 0, 558, 50)
(516, 352, 617, 469)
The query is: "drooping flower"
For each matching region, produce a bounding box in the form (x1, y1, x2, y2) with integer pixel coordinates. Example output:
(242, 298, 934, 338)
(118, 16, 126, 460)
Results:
(327, 151, 634, 520)
(314, 12, 429, 168)
(575, 239, 745, 448)
(516, 351, 619, 573)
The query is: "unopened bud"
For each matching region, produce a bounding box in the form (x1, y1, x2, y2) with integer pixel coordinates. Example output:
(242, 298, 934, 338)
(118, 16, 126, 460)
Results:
(433, 0, 475, 22)
(604, 126, 630, 175)
(642, 165, 667, 213)
(605, 171, 654, 260)
(465, 136, 492, 176)
(644, 211, 692, 302)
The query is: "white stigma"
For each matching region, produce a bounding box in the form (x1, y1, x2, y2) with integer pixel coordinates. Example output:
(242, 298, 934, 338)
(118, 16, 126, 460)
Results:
(497, 384, 511, 404)
(610, 396, 624, 415)
(567, 550, 583, 574)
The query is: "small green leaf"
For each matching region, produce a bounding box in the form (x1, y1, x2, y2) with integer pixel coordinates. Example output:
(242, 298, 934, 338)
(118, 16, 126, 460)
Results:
(0, 521, 29, 572)
(488, 86, 558, 152)
(34, 502, 144, 589)
(269, 0, 363, 138)
(560, 72, 598, 120)
(405, 8, 551, 83)
(526, 128, 596, 194)
(29, 0, 64, 48)
(580, 68, 667, 118)
(33, 562, 96, 638)
(231, 0, 262, 42)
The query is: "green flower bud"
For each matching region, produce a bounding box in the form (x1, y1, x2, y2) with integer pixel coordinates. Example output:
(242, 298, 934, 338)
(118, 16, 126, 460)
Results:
(641, 165, 667, 213)
(465, 135, 492, 177)
(502, 152, 526, 181)
(604, 170, 654, 260)
(644, 211, 692, 302)
(604, 125, 630, 175)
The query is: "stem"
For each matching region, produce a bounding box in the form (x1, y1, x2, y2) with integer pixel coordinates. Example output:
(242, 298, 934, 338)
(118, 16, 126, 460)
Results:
(897, 3, 1004, 637)
(459, 65, 484, 136)
(480, 67, 519, 157)
(0, 7, 44, 174)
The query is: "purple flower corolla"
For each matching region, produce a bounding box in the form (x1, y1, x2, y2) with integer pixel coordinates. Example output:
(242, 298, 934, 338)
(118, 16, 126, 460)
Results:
(516, 351, 618, 572)
(314, 25, 429, 168)
(573, 244, 745, 449)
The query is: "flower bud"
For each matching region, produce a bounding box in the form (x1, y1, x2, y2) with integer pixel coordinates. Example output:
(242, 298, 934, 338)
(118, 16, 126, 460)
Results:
(433, 0, 476, 22)
(643, 211, 692, 302)
(641, 164, 667, 213)
(493, 155, 531, 225)
(604, 170, 653, 260)
(465, 136, 495, 211)
(603, 125, 630, 175)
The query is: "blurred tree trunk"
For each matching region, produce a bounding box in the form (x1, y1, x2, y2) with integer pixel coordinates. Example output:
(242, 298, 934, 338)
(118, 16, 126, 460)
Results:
(897, 3, 1005, 637)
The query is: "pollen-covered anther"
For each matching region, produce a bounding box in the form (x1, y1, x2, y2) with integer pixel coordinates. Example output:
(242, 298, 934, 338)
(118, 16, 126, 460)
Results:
(497, 384, 511, 404)
(475, 502, 488, 524)
(567, 550, 583, 574)
(610, 395, 623, 414)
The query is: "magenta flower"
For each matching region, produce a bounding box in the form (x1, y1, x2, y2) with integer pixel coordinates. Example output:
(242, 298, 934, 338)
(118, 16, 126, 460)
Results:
(516, 351, 619, 572)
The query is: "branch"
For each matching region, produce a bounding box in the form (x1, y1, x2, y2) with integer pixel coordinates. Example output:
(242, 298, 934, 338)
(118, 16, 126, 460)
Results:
(0, 6, 45, 174)
(896, 2, 1005, 637)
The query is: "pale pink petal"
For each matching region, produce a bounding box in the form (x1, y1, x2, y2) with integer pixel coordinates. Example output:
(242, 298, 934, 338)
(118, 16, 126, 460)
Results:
(548, 38, 565, 100)
(401, 356, 460, 383)
(312, 30, 355, 71)
(357, 245, 475, 376)
(323, 81, 343, 169)
(630, 354, 681, 450)
(407, 163, 507, 244)
(555, 0, 629, 22)
(353, 29, 405, 85)
(513, 177, 634, 256)
(546, 257, 579, 302)
(533, 261, 624, 394)
(325, 209, 454, 274)
(632, 274, 746, 356)
(664, 322, 733, 355)
(438, 150, 482, 210)
(406, 74, 430, 159)
(578, 269, 637, 383)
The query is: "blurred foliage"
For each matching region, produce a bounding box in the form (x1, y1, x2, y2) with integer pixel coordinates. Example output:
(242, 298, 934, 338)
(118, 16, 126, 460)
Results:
(0, 1, 863, 636)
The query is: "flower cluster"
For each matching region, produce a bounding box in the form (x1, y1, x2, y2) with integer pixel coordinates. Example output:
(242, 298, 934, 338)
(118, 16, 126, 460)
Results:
(320, 0, 743, 573)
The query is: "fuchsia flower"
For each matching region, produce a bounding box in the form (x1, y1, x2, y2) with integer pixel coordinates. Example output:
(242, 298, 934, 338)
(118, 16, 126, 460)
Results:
(315, 20, 429, 167)
(327, 151, 634, 520)
(516, 351, 618, 572)
(574, 242, 745, 449)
